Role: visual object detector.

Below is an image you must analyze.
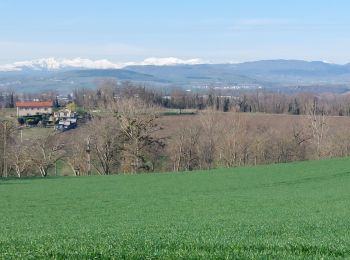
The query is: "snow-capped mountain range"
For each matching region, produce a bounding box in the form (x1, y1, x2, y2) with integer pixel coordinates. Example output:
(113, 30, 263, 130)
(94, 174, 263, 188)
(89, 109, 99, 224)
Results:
(2, 58, 350, 94)
(0, 57, 205, 72)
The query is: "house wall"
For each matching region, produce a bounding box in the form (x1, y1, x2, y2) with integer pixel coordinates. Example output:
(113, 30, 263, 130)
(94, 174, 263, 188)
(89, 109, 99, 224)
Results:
(53, 109, 76, 119)
(17, 107, 53, 117)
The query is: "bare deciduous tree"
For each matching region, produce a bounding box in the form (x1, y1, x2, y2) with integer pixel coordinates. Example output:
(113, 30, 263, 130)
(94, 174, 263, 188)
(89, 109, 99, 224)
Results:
(0, 120, 16, 177)
(64, 129, 90, 176)
(88, 117, 122, 175)
(169, 124, 201, 171)
(198, 110, 219, 169)
(10, 141, 33, 178)
(30, 133, 65, 177)
(115, 98, 163, 173)
(306, 103, 328, 159)
(218, 114, 250, 167)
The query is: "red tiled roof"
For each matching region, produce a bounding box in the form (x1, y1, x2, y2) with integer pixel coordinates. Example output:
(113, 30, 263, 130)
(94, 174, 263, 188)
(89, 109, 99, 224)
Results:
(16, 101, 53, 108)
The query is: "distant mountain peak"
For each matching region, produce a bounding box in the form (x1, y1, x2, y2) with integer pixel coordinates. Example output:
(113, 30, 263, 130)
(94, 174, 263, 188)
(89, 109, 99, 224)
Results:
(0, 57, 122, 71)
(0, 57, 205, 72)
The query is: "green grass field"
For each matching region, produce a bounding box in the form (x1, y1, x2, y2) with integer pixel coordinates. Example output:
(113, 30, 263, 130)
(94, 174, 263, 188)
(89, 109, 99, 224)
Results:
(161, 108, 197, 116)
(1, 158, 350, 259)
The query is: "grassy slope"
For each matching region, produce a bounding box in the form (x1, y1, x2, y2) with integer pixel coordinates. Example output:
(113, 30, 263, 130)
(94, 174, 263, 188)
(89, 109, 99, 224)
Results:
(1, 158, 350, 259)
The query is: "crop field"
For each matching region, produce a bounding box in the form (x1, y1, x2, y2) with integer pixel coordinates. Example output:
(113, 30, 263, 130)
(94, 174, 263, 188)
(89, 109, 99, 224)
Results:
(1, 158, 350, 259)
(157, 111, 350, 140)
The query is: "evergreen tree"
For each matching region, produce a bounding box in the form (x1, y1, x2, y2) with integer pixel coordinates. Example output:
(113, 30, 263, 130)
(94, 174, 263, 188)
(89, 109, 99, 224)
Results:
(54, 96, 60, 108)
(223, 98, 230, 112)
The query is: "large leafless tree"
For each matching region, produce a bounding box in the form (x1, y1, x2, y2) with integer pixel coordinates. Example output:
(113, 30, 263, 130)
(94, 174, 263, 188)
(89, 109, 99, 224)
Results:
(30, 133, 65, 177)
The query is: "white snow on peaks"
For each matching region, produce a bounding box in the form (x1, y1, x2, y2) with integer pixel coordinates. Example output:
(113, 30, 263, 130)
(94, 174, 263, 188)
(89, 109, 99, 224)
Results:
(0, 57, 205, 71)
(0, 57, 122, 71)
(59, 58, 122, 69)
(125, 57, 204, 66)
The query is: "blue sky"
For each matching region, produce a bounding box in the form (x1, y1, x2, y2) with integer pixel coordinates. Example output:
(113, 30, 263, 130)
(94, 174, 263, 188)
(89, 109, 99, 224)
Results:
(1, 0, 350, 64)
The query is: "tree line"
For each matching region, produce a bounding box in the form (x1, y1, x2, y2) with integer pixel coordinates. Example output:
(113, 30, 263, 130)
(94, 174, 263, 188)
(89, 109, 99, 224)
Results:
(3, 81, 350, 116)
(72, 81, 350, 116)
(2, 81, 350, 177)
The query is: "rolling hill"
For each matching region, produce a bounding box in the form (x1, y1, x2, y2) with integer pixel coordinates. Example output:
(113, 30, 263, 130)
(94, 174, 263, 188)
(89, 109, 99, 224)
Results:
(1, 157, 350, 258)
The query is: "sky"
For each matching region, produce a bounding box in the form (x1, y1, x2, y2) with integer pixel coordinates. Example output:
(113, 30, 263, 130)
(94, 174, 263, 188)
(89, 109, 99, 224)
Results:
(0, 0, 350, 64)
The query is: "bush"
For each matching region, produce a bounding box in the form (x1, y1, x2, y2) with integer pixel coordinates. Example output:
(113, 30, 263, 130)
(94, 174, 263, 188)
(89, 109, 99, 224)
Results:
(26, 117, 40, 125)
(17, 117, 25, 125)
